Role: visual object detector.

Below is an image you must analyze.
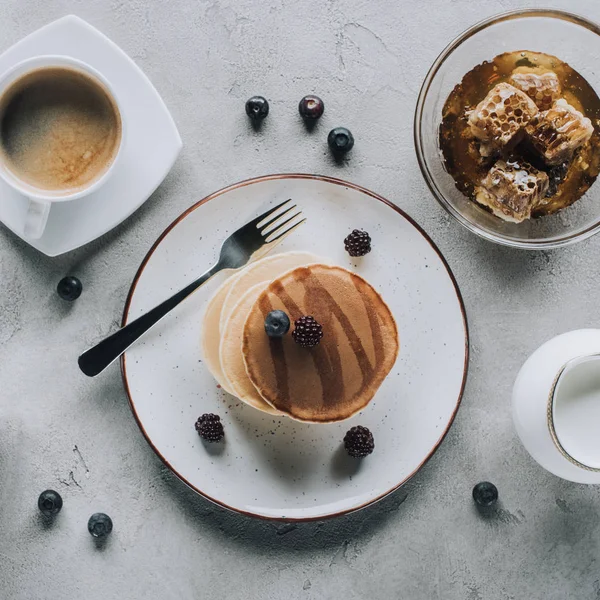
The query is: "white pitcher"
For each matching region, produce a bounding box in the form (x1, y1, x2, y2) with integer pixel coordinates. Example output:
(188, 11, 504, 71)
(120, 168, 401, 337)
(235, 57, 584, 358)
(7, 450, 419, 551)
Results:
(512, 329, 600, 484)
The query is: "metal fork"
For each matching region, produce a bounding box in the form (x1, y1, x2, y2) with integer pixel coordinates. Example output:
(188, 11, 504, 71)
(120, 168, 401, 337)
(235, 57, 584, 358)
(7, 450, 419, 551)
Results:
(78, 199, 305, 377)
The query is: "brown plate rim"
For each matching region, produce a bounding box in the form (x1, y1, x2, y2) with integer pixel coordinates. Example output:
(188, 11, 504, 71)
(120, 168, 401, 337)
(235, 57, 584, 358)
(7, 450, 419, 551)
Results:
(120, 172, 470, 522)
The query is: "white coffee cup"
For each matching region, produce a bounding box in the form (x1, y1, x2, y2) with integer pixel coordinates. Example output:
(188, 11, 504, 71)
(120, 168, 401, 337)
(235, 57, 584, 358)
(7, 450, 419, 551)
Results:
(0, 55, 124, 239)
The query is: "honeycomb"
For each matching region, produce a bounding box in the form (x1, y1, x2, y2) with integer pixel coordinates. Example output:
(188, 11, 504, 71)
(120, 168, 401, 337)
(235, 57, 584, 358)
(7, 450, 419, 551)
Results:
(468, 83, 539, 157)
(475, 159, 550, 223)
(526, 99, 594, 165)
(510, 71, 561, 110)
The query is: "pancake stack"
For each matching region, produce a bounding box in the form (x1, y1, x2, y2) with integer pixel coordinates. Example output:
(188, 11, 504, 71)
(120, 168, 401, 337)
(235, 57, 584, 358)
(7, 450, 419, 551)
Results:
(201, 251, 321, 415)
(200, 253, 399, 423)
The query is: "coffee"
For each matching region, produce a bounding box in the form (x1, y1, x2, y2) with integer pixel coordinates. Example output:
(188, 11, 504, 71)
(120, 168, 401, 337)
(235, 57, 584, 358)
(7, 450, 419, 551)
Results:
(0, 66, 121, 193)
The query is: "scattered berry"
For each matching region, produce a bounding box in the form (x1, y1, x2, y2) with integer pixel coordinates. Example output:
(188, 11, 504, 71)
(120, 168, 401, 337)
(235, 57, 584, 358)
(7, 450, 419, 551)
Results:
(472, 482, 498, 507)
(344, 229, 372, 257)
(344, 426, 374, 458)
(57, 276, 82, 301)
(265, 310, 291, 338)
(38, 490, 63, 516)
(195, 413, 225, 442)
(298, 95, 324, 120)
(292, 316, 323, 348)
(88, 513, 113, 538)
(245, 96, 269, 121)
(328, 127, 354, 154)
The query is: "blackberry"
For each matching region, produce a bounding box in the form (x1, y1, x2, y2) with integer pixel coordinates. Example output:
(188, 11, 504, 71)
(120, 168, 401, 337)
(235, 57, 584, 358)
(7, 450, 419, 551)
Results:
(292, 316, 323, 348)
(245, 96, 269, 121)
(472, 482, 498, 507)
(195, 413, 225, 442)
(38, 490, 63, 516)
(298, 95, 324, 120)
(344, 426, 374, 458)
(88, 513, 113, 538)
(344, 229, 371, 257)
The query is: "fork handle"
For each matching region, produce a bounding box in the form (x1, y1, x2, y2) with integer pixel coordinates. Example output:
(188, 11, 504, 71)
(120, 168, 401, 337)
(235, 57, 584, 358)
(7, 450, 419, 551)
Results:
(78, 264, 221, 377)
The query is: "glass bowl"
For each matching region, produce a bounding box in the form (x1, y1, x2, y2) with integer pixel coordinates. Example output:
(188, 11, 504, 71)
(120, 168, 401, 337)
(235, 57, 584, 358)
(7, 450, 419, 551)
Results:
(415, 9, 600, 249)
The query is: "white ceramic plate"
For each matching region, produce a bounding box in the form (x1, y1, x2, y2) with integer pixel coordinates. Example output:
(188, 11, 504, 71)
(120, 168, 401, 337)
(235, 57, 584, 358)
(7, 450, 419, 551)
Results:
(122, 174, 469, 520)
(0, 15, 182, 256)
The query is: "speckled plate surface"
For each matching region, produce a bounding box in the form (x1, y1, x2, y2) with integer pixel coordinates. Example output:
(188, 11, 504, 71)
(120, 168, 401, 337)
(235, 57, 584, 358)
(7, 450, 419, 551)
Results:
(121, 174, 469, 521)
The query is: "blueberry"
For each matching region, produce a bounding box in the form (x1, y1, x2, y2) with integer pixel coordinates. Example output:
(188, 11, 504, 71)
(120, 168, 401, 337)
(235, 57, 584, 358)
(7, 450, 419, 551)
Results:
(88, 513, 113, 538)
(57, 276, 82, 301)
(328, 127, 354, 154)
(299, 95, 324, 120)
(38, 490, 63, 516)
(264, 310, 290, 338)
(472, 482, 498, 507)
(245, 96, 269, 121)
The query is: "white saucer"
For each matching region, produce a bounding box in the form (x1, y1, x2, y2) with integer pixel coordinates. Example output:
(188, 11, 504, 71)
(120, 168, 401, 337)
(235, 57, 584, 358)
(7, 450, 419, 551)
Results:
(0, 15, 182, 257)
(121, 174, 469, 520)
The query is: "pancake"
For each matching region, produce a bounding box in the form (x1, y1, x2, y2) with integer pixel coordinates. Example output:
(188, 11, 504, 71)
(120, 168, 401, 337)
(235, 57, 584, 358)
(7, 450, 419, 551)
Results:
(242, 264, 399, 423)
(202, 251, 323, 397)
(220, 282, 282, 415)
(219, 251, 322, 334)
(200, 275, 239, 394)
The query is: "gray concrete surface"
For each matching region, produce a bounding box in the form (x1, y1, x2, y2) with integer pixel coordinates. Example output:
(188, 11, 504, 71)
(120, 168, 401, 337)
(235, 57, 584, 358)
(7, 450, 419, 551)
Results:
(1, 0, 600, 598)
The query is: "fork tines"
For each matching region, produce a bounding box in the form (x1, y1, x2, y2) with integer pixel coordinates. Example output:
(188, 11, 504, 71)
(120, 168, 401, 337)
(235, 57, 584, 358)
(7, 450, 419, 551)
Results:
(256, 199, 306, 243)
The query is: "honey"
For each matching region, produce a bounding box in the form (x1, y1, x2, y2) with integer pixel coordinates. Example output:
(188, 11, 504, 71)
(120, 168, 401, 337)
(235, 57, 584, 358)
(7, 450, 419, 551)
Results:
(439, 50, 600, 218)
